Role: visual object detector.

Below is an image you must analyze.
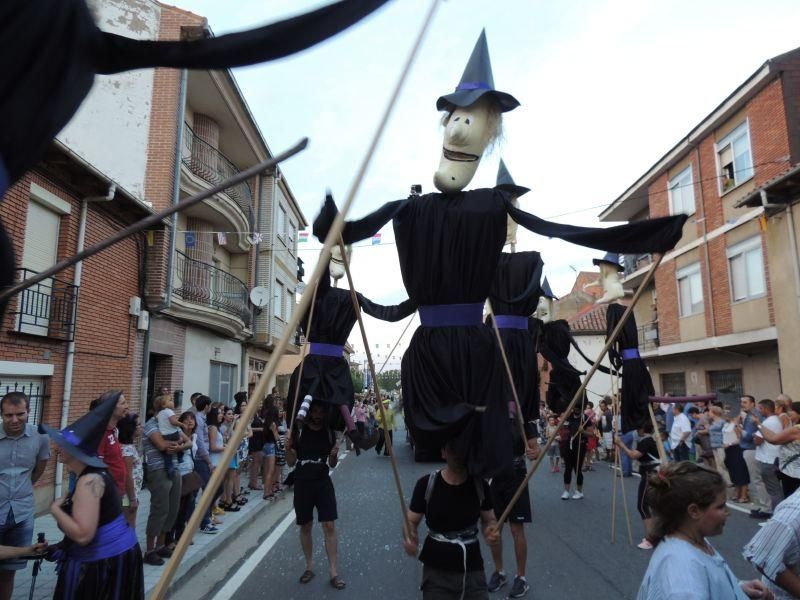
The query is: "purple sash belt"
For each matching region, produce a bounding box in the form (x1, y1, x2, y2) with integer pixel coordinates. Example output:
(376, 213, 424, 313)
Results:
(494, 315, 528, 330)
(419, 303, 483, 327)
(309, 342, 343, 358)
(65, 515, 137, 563)
(622, 349, 640, 360)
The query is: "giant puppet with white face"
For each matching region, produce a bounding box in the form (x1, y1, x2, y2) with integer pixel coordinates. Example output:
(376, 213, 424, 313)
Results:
(329, 243, 352, 286)
(312, 29, 689, 476)
(584, 252, 625, 304)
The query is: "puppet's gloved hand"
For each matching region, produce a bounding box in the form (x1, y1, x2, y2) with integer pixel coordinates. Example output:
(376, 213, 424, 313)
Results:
(312, 192, 339, 242)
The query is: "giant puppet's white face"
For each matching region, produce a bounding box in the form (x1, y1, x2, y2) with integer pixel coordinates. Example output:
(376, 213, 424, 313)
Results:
(434, 97, 494, 193)
(535, 296, 553, 324)
(329, 244, 352, 282)
(595, 263, 624, 304)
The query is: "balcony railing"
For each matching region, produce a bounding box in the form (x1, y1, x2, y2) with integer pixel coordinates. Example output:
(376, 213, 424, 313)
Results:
(181, 122, 254, 226)
(13, 268, 78, 341)
(623, 253, 653, 277)
(637, 321, 659, 352)
(173, 250, 251, 326)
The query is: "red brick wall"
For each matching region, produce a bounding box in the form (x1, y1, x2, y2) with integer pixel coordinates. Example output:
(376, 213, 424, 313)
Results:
(654, 261, 679, 345)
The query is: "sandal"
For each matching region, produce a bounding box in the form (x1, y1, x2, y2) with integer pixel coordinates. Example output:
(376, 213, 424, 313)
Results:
(299, 570, 315, 584)
(330, 576, 346, 590)
(263, 493, 275, 501)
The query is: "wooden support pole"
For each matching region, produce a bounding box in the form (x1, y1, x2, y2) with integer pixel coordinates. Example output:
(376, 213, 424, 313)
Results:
(288, 280, 319, 433)
(149, 2, 440, 595)
(648, 403, 669, 466)
(496, 253, 664, 530)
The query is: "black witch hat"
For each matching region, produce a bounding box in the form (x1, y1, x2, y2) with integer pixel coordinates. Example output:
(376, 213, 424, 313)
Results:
(436, 29, 520, 113)
(40, 391, 121, 468)
(541, 277, 558, 300)
(496, 159, 530, 197)
(592, 252, 624, 272)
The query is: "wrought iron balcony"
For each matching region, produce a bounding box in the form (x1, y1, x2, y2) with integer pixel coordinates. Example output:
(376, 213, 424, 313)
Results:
(637, 320, 659, 352)
(12, 268, 78, 341)
(181, 122, 254, 225)
(623, 253, 653, 277)
(173, 250, 251, 326)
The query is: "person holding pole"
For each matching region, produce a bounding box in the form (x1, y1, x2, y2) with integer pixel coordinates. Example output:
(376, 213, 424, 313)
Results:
(285, 400, 344, 590)
(615, 421, 660, 550)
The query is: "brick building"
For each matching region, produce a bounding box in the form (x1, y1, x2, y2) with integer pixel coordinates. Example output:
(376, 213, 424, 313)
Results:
(600, 46, 800, 400)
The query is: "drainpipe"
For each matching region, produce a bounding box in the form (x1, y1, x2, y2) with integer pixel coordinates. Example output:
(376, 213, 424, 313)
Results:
(782, 201, 800, 300)
(56, 181, 115, 496)
(694, 146, 716, 338)
(140, 68, 188, 410)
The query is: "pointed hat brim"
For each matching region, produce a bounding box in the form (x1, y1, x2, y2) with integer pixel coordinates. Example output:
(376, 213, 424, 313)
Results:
(436, 88, 520, 113)
(40, 423, 108, 468)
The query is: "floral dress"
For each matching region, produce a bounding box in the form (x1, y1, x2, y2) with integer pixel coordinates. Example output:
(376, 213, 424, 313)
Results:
(120, 443, 143, 502)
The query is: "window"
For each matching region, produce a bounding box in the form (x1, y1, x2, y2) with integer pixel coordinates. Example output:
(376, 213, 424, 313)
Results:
(677, 263, 703, 317)
(285, 288, 293, 321)
(209, 361, 237, 405)
(660, 372, 686, 397)
(288, 221, 297, 255)
(668, 166, 695, 215)
(727, 236, 765, 301)
(707, 369, 743, 396)
(274, 280, 284, 319)
(716, 121, 754, 194)
(277, 205, 287, 242)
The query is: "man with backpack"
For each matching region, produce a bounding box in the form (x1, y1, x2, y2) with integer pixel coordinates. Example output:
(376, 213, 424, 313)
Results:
(285, 401, 344, 590)
(403, 441, 499, 599)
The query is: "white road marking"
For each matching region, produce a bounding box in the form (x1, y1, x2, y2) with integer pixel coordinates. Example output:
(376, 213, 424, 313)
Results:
(212, 451, 349, 599)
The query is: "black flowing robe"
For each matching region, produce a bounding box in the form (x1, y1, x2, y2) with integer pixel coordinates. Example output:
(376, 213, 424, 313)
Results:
(486, 251, 543, 437)
(606, 303, 654, 433)
(314, 189, 686, 476)
(537, 319, 586, 414)
(288, 271, 413, 431)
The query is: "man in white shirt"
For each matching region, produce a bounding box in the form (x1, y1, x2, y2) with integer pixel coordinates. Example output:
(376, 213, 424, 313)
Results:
(753, 398, 784, 518)
(670, 404, 692, 462)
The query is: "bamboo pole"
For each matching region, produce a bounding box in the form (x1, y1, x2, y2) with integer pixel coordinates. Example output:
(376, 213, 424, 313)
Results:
(149, 2, 440, 596)
(496, 253, 664, 530)
(648, 403, 669, 466)
(610, 361, 619, 543)
(337, 237, 410, 535)
(486, 299, 529, 445)
(377, 313, 416, 374)
(0, 141, 307, 302)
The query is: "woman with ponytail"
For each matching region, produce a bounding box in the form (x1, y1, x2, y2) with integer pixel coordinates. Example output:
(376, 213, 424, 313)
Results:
(637, 462, 772, 599)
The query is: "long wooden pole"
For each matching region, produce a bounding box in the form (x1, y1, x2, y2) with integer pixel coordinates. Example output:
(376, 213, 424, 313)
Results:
(648, 403, 669, 466)
(485, 300, 529, 446)
(610, 361, 619, 543)
(150, 2, 440, 596)
(496, 253, 664, 529)
(338, 237, 410, 535)
(615, 365, 634, 546)
(0, 140, 307, 302)
(377, 312, 416, 374)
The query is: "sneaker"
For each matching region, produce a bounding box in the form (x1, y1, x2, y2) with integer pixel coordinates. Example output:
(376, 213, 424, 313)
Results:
(561, 491, 571, 500)
(487, 571, 507, 592)
(509, 576, 530, 598)
(572, 491, 584, 500)
(200, 525, 219, 534)
(637, 538, 654, 550)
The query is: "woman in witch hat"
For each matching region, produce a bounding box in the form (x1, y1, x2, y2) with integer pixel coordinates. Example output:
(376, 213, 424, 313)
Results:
(42, 391, 144, 599)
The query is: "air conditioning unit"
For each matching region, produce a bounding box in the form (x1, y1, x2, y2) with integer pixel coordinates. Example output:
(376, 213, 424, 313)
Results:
(129, 297, 142, 316)
(137, 310, 150, 331)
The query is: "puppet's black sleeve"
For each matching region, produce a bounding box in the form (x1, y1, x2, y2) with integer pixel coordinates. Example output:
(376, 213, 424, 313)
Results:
(94, 0, 390, 73)
(505, 198, 687, 254)
(313, 194, 406, 244)
(357, 294, 416, 322)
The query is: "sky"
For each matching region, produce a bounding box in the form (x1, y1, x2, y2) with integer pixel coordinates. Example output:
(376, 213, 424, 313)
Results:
(175, 0, 800, 368)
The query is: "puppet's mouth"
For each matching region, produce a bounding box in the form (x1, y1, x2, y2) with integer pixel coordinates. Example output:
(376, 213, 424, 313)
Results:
(442, 147, 479, 162)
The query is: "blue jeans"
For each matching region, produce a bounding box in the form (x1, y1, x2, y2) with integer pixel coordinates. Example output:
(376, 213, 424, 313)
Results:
(0, 509, 33, 571)
(621, 431, 636, 476)
(194, 461, 212, 529)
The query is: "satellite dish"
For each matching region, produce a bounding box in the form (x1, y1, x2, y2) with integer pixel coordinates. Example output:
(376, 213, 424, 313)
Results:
(250, 286, 270, 307)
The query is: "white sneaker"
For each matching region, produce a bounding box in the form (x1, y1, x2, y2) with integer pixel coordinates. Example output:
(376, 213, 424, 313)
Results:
(572, 491, 584, 500)
(637, 538, 653, 550)
(561, 491, 571, 500)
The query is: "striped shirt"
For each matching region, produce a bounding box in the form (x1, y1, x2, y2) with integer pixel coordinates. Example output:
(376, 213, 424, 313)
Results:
(744, 488, 800, 600)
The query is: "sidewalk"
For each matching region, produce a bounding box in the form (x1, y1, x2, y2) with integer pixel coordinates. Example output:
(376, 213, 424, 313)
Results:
(12, 485, 288, 599)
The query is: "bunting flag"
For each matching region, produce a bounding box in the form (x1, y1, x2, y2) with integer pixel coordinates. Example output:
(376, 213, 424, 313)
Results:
(185, 231, 196, 248)
(217, 231, 227, 245)
(371, 232, 382, 245)
(299, 231, 309, 243)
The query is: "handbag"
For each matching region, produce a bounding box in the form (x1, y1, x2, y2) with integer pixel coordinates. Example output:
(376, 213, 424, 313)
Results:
(181, 471, 203, 496)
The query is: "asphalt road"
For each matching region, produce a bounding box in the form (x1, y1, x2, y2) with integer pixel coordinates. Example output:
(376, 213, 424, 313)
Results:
(222, 427, 764, 600)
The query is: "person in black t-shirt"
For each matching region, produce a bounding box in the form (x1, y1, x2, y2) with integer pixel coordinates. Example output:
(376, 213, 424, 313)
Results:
(487, 419, 539, 598)
(615, 420, 660, 550)
(404, 441, 498, 599)
(285, 401, 345, 590)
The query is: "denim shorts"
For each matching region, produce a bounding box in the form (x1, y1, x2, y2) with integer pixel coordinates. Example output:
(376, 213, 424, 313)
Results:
(0, 509, 34, 571)
(263, 442, 276, 457)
